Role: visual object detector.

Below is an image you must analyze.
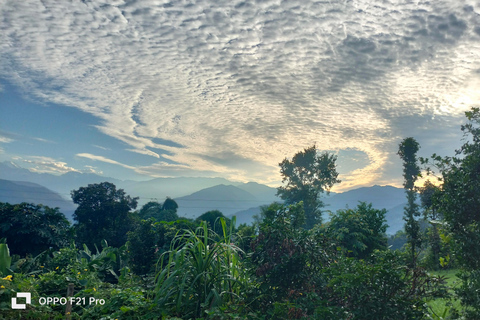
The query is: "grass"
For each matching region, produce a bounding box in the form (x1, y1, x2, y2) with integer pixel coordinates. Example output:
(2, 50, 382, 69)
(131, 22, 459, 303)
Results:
(426, 269, 461, 319)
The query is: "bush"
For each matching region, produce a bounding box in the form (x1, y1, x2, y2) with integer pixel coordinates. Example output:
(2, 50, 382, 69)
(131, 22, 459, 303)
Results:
(455, 270, 480, 319)
(155, 220, 247, 319)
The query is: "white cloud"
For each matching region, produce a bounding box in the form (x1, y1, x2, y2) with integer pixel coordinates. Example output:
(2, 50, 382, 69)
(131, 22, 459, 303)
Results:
(93, 145, 111, 151)
(15, 156, 81, 175)
(83, 165, 103, 175)
(0, 136, 13, 144)
(1, 0, 479, 189)
(76, 153, 136, 170)
(32, 137, 55, 144)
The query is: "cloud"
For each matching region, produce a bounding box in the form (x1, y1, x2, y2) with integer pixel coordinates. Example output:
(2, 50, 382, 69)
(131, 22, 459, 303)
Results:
(76, 153, 136, 170)
(93, 145, 111, 151)
(32, 137, 55, 144)
(0, 136, 13, 144)
(83, 165, 103, 175)
(13, 156, 81, 175)
(0, 130, 17, 144)
(1, 0, 480, 189)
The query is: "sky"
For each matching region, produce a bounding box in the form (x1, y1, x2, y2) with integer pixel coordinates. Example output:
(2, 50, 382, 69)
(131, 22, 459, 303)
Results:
(1, 0, 479, 192)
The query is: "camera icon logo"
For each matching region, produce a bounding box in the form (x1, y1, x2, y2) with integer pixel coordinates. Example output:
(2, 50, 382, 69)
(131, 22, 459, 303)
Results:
(12, 292, 31, 309)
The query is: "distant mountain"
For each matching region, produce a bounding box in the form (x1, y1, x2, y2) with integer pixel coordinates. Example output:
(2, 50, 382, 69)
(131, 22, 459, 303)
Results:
(324, 185, 406, 214)
(323, 185, 409, 234)
(176, 184, 278, 219)
(0, 179, 76, 220)
(232, 206, 263, 225)
(227, 185, 408, 234)
(0, 161, 124, 197)
(235, 182, 278, 202)
(121, 177, 239, 207)
(0, 161, 243, 207)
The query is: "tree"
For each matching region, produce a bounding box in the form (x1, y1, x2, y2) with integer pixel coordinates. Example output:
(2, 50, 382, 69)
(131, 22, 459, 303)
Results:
(277, 145, 340, 229)
(138, 201, 162, 220)
(127, 218, 168, 275)
(0, 202, 71, 256)
(397, 137, 422, 268)
(162, 197, 178, 212)
(418, 180, 442, 270)
(196, 210, 230, 236)
(138, 198, 179, 222)
(71, 182, 138, 249)
(422, 108, 480, 317)
(250, 202, 323, 303)
(321, 202, 388, 259)
(423, 108, 480, 269)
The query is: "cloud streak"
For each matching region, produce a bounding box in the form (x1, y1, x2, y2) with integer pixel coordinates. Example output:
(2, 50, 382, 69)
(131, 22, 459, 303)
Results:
(1, 0, 480, 190)
(76, 153, 136, 170)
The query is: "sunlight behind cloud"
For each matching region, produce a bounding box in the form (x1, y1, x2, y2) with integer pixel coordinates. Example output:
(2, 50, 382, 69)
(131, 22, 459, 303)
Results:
(1, 0, 479, 188)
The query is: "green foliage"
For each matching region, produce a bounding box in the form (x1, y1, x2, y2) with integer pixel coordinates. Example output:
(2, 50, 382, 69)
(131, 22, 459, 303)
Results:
(80, 287, 155, 320)
(388, 229, 408, 251)
(455, 270, 480, 319)
(0, 272, 67, 320)
(251, 202, 333, 307)
(235, 223, 256, 253)
(196, 210, 231, 237)
(418, 180, 442, 221)
(126, 218, 169, 275)
(155, 219, 246, 319)
(421, 108, 480, 270)
(162, 197, 179, 212)
(0, 202, 71, 257)
(420, 107, 480, 318)
(398, 137, 422, 268)
(78, 241, 128, 284)
(0, 242, 12, 276)
(277, 145, 341, 229)
(321, 202, 388, 259)
(138, 199, 179, 222)
(418, 180, 444, 270)
(319, 251, 441, 320)
(250, 202, 441, 319)
(71, 182, 138, 249)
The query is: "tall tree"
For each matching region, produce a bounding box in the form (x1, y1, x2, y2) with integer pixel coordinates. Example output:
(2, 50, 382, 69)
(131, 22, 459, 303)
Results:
(397, 137, 422, 268)
(425, 107, 480, 269)
(0, 202, 71, 256)
(71, 182, 138, 248)
(277, 145, 340, 229)
(422, 108, 480, 318)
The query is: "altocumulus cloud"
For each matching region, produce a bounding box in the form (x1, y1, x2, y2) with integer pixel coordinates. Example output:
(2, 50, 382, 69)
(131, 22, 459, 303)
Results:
(1, 0, 480, 190)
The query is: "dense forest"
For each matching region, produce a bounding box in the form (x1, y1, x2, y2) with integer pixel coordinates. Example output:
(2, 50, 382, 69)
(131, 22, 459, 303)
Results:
(1, 108, 480, 319)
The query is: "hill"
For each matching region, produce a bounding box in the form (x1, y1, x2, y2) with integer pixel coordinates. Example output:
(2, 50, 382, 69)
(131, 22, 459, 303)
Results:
(227, 185, 408, 234)
(176, 184, 272, 219)
(0, 179, 76, 220)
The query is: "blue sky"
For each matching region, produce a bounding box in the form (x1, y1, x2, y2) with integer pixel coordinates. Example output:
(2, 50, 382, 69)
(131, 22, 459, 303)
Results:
(1, 0, 479, 192)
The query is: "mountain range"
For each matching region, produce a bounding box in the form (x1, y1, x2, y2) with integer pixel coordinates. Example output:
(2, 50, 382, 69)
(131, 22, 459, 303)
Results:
(0, 179, 77, 220)
(0, 161, 408, 233)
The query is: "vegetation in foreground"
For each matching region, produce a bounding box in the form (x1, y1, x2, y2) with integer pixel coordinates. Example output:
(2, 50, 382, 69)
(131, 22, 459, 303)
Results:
(2, 108, 480, 319)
